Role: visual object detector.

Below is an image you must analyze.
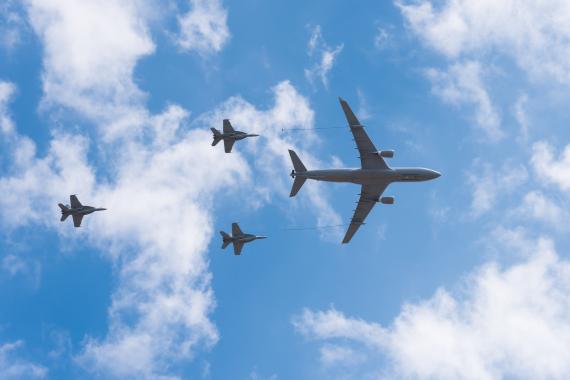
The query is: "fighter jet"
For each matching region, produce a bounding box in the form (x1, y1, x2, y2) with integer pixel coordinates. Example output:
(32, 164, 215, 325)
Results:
(211, 119, 259, 153)
(288, 97, 441, 244)
(220, 223, 267, 255)
(58, 195, 106, 227)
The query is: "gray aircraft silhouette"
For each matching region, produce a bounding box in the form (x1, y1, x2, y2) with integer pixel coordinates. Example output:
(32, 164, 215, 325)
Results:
(211, 119, 259, 153)
(220, 223, 267, 255)
(58, 195, 106, 227)
(288, 97, 441, 244)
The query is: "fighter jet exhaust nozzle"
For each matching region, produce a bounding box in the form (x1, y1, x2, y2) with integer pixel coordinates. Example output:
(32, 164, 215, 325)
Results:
(380, 196, 395, 205)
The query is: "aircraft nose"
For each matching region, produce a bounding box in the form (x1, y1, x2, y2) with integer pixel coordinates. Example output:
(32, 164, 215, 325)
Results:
(432, 170, 441, 179)
(256, 236, 268, 239)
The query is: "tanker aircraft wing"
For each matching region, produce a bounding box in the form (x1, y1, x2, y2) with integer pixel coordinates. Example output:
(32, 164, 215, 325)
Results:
(342, 182, 389, 244)
(339, 97, 388, 170)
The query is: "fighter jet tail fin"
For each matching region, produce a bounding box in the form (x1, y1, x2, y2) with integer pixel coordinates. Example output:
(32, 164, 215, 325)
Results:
(211, 128, 223, 146)
(58, 203, 70, 222)
(220, 231, 231, 249)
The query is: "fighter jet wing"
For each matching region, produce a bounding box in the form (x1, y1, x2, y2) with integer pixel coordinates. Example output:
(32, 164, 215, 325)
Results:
(224, 139, 235, 153)
(342, 183, 388, 244)
(339, 98, 388, 170)
(70, 195, 82, 208)
(223, 119, 235, 134)
(72, 214, 84, 228)
(232, 222, 243, 236)
(233, 242, 244, 255)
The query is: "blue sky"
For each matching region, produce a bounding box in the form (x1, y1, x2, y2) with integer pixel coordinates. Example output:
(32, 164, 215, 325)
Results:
(1, 1, 570, 379)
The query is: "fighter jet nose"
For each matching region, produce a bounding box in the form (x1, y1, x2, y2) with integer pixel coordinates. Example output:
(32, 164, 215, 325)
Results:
(433, 171, 441, 179)
(257, 236, 268, 239)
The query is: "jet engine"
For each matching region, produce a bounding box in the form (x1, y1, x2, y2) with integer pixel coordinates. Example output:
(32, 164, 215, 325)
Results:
(372, 150, 394, 158)
(380, 196, 394, 204)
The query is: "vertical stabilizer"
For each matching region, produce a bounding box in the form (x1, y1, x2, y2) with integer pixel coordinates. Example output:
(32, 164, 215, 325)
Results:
(211, 128, 223, 146)
(220, 231, 231, 249)
(288, 150, 307, 172)
(288, 150, 308, 197)
(58, 203, 70, 222)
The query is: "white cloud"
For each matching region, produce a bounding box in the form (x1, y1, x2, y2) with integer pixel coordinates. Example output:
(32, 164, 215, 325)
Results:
(467, 161, 528, 217)
(5, 2, 340, 377)
(0, 82, 16, 135)
(374, 27, 389, 50)
(0, 341, 47, 380)
(293, 307, 386, 349)
(0, 1, 26, 51)
(176, 0, 230, 54)
(1, 78, 339, 378)
(516, 191, 568, 230)
(304, 26, 344, 89)
(0, 99, 249, 378)
(356, 89, 372, 122)
(294, 233, 570, 379)
(531, 141, 570, 192)
(1, 254, 42, 288)
(24, 0, 155, 135)
(247, 368, 278, 380)
(76, 128, 249, 379)
(426, 61, 503, 141)
(319, 344, 365, 368)
(0, 131, 95, 228)
(513, 94, 530, 141)
(397, 0, 570, 84)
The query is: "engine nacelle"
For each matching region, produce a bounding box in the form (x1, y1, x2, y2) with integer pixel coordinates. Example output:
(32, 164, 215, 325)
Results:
(380, 196, 394, 205)
(380, 150, 394, 158)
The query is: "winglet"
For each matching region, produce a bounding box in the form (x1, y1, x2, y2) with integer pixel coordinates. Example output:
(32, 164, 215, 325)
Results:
(338, 97, 361, 126)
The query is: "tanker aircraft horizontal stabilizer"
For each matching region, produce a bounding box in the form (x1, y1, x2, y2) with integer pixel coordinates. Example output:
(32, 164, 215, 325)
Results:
(211, 119, 259, 153)
(58, 195, 106, 228)
(288, 97, 441, 244)
(220, 223, 267, 255)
